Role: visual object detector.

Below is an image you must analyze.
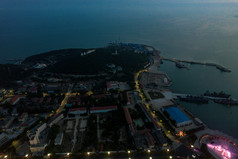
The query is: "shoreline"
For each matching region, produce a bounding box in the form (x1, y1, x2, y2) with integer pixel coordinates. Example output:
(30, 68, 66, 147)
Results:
(141, 45, 238, 155)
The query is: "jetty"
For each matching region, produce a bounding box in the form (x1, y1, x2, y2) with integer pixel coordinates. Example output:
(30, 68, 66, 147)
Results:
(161, 57, 231, 72)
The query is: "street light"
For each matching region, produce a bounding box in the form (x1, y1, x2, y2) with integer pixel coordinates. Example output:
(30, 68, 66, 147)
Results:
(47, 153, 51, 157)
(128, 150, 131, 154)
(191, 145, 194, 148)
(147, 149, 151, 153)
(149, 157, 152, 159)
(87, 152, 90, 155)
(108, 151, 110, 155)
(25, 154, 28, 158)
(169, 156, 172, 159)
(4, 155, 7, 159)
(67, 153, 70, 156)
(166, 148, 170, 152)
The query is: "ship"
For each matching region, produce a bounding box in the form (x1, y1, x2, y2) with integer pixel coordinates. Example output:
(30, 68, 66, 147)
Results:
(203, 90, 230, 98)
(214, 98, 238, 105)
(178, 95, 209, 104)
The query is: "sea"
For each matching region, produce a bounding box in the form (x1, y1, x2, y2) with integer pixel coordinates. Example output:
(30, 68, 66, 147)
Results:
(0, 0, 238, 138)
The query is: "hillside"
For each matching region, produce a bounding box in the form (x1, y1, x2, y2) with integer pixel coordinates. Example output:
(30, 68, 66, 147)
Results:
(23, 46, 149, 75)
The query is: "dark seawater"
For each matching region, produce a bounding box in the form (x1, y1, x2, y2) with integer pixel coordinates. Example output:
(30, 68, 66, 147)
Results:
(0, 0, 238, 137)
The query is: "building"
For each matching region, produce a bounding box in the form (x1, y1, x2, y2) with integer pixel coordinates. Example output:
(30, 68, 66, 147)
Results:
(2, 117, 14, 129)
(29, 87, 38, 94)
(30, 143, 48, 153)
(10, 95, 26, 105)
(54, 133, 63, 145)
(162, 106, 192, 127)
(68, 107, 87, 115)
(90, 106, 117, 114)
(11, 108, 18, 117)
(106, 81, 129, 91)
(28, 123, 47, 145)
(123, 107, 136, 135)
(0, 133, 9, 147)
(19, 112, 28, 122)
(152, 130, 168, 147)
(47, 113, 64, 127)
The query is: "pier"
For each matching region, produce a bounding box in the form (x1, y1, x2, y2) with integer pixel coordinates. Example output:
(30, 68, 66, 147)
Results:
(161, 57, 231, 72)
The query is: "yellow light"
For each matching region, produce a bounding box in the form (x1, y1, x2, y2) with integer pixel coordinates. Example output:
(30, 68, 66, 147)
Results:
(191, 145, 194, 148)
(167, 149, 170, 152)
(169, 156, 172, 159)
(25, 154, 28, 158)
(67, 153, 70, 156)
(128, 150, 131, 154)
(147, 149, 150, 153)
(168, 130, 170, 133)
(4, 155, 8, 158)
(149, 157, 152, 159)
(47, 153, 51, 157)
(87, 152, 90, 155)
(108, 151, 110, 155)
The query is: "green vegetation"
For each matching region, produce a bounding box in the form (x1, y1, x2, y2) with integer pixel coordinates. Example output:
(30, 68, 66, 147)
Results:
(47, 48, 147, 75)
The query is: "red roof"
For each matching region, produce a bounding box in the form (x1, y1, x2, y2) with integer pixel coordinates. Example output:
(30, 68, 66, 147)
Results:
(123, 107, 136, 134)
(69, 107, 87, 112)
(90, 106, 117, 111)
(29, 87, 37, 92)
(146, 132, 155, 146)
(92, 94, 105, 98)
(126, 92, 131, 104)
(106, 81, 119, 89)
(10, 95, 25, 104)
(20, 112, 26, 119)
(123, 107, 133, 124)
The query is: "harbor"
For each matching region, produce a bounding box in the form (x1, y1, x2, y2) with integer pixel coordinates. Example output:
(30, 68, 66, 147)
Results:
(161, 57, 231, 72)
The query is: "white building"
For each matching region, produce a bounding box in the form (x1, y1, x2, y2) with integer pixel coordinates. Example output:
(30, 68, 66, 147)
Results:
(28, 123, 47, 145)
(47, 113, 64, 127)
(54, 133, 64, 145)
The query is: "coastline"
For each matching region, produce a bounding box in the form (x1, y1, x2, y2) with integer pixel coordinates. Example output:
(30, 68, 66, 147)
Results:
(139, 45, 238, 156)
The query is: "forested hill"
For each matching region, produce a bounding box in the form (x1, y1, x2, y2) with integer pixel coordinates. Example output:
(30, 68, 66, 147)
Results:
(23, 47, 149, 75)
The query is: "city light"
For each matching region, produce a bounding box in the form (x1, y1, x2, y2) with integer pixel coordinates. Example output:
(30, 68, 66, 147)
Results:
(149, 157, 152, 159)
(67, 153, 70, 156)
(108, 151, 110, 155)
(87, 152, 90, 155)
(166, 148, 170, 152)
(191, 145, 194, 148)
(169, 156, 172, 159)
(25, 154, 28, 158)
(147, 149, 151, 153)
(128, 150, 131, 154)
(4, 155, 7, 159)
(207, 144, 232, 159)
(47, 153, 51, 157)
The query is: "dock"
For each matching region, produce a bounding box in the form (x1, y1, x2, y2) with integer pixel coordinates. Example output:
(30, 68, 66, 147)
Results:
(161, 57, 231, 72)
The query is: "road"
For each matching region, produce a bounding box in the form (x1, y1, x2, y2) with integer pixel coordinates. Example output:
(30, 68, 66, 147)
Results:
(56, 83, 74, 115)
(134, 68, 180, 149)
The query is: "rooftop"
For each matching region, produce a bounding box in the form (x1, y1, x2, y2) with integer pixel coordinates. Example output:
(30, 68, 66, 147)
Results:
(164, 106, 191, 124)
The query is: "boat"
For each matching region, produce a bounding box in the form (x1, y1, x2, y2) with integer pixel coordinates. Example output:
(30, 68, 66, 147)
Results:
(214, 98, 238, 105)
(179, 95, 209, 104)
(204, 90, 230, 98)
